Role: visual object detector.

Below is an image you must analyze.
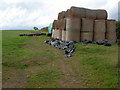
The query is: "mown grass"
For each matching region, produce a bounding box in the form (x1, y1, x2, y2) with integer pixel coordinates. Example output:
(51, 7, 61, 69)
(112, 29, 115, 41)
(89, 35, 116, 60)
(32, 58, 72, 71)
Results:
(2, 30, 62, 88)
(2, 30, 31, 68)
(2, 30, 119, 88)
(71, 44, 118, 88)
(27, 68, 63, 88)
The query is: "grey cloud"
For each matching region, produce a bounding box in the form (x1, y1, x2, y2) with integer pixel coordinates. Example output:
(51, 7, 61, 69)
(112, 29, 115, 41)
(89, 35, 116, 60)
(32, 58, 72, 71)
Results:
(16, 2, 45, 11)
(0, 1, 8, 10)
(0, 0, 119, 30)
(107, 1, 118, 20)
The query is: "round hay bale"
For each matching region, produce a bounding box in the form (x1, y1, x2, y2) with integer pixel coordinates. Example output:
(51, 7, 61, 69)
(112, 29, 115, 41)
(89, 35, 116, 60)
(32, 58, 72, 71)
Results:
(66, 17, 81, 41)
(66, 31, 80, 41)
(56, 20, 61, 29)
(95, 9, 108, 19)
(56, 20, 59, 29)
(59, 19, 62, 30)
(54, 29, 57, 38)
(55, 29, 59, 39)
(59, 19, 65, 30)
(106, 20, 116, 32)
(52, 20, 57, 29)
(62, 11, 66, 18)
(81, 31, 93, 41)
(94, 32, 105, 41)
(65, 9, 70, 17)
(94, 20, 106, 32)
(61, 19, 66, 30)
(85, 9, 96, 19)
(62, 30, 66, 41)
(54, 20, 58, 29)
(106, 32, 116, 43)
(81, 18, 94, 32)
(53, 29, 56, 38)
(57, 29, 62, 39)
(58, 12, 62, 20)
(65, 6, 86, 18)
(52, 29, 55, 38)
(58, 11, 66, 20)
(65, 9, 73, 18)
(66, 17, 81, 31)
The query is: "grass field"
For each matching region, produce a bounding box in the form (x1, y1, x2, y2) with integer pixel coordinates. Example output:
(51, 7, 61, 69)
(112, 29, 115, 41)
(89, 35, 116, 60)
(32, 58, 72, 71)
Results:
(2, 30, 118, 88)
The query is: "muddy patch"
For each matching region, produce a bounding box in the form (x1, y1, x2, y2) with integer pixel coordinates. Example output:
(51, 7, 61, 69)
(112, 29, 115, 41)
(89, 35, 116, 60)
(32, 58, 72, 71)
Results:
(2, 69, 27, 88)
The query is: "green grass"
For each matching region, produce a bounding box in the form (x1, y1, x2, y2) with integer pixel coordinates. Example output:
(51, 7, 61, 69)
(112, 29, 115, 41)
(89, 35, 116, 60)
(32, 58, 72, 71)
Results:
(2, 30, 118, 88)
(2, 30, 31, 68)
(71, 44, 118, 88)
(27, 68, 63, 88)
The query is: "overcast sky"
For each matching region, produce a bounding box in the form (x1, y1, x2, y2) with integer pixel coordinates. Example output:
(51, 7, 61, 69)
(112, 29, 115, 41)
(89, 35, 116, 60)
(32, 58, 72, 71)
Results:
(0, 0, 119, 30)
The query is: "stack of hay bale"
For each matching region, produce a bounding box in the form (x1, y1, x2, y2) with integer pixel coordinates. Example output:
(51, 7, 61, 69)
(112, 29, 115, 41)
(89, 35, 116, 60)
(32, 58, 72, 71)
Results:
(52, 6, 116, 43)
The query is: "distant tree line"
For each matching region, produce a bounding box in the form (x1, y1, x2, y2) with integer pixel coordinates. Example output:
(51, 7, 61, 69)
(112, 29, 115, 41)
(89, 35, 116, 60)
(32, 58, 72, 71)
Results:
(33, 26, 48, 31)
(33, 27, 39, 30)
(40, 27, 48, 31)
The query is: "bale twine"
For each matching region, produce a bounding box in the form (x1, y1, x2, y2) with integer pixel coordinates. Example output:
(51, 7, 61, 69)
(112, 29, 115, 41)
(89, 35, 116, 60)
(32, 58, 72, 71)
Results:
(66, 17, 81, 41)
(65, 6, 86, 18)
(94, 20, 106, 32)
(94, 32, 105, 41)
(81, 18, 94, 32)
(95, 9, 108, 19)
(106, 20, 116, 32)
(81, 31, 93, 41)
(62, 30, 66, 41)
(106, 32, 116, 43)
(85, 9, 96, 19)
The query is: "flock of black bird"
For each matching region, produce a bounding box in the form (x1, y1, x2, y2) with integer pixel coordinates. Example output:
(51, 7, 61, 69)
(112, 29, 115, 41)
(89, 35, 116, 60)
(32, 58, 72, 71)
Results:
(19, 33, 112, 58)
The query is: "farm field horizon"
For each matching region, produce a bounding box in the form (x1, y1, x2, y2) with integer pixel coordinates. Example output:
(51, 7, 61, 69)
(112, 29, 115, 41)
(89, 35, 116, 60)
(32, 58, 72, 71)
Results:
(2, 30, 118, 88)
